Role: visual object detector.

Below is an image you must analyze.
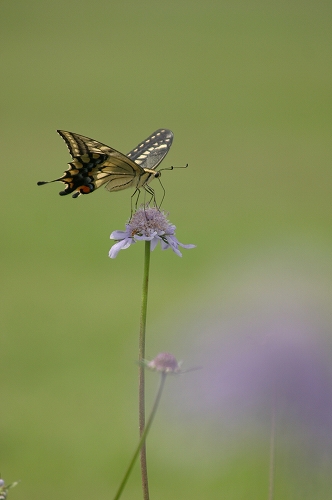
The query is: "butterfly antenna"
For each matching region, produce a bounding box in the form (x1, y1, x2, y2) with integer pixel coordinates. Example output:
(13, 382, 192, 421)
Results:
(158, 163, 189, 173)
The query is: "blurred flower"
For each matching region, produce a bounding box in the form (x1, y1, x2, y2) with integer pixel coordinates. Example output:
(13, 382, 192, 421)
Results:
(146, 352, 182, 373)
(109, 206, 195, 258)
(0, 479, 19, 499)
(173, 259, 332, 453)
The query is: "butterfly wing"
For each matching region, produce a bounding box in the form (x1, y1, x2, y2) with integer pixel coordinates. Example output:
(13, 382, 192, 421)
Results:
(38, 129, 173, 198)
(94, 154, 145, 193)
(104, 128, 174, 192)
(126, 129, 173, 170)
(38, 131, 145, 198)
(57, 130, 115, 156)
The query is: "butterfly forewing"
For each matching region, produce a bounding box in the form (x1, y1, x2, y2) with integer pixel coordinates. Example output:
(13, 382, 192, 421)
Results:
(38, 128, 173, 198)
(58, 130, 115, 156)
(127, 129, 173, 169)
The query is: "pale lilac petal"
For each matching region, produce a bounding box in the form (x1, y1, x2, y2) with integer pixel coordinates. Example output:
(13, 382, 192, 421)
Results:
(110, 229, 129, 240)
(170, 245, 183, 257)
(166, 234, 195, 253)
(160, 239, 170, 250)
(159, 239, 181, 255)
(164, 234, 180, 249)
(178, 243, 196, 249)
(109, 238, 133, 258)
(134, 231, 157, 242)
(150, 236, 161, 251)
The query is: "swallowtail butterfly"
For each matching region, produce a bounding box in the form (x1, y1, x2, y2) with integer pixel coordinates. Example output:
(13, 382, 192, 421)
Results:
(38, 129, 174, 199)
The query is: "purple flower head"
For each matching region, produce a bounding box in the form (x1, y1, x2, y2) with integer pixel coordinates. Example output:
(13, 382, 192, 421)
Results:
(146, 352, 182, 373)
(109, 206, 195, 258)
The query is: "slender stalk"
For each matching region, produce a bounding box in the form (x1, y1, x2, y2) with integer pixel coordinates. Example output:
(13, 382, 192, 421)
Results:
(112, 373, 167, 500)
(139, 240, 151, 500)
(268, 392, 276, 500)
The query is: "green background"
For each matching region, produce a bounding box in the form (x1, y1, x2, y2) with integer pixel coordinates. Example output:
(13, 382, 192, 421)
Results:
(1, 1, 332, 499)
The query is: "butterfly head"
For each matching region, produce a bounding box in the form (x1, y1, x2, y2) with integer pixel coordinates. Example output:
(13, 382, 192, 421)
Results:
(153, 171, 161, 179)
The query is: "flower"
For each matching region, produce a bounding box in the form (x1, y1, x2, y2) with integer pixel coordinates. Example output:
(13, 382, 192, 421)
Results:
(146, 352, 182, 373)
(109, 206, 195, 258)
(0, 479, 20, 497)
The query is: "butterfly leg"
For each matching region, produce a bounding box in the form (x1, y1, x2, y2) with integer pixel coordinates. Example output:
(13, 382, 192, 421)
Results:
(130, 188, 142, 218)
(143, 185, 158, 208)
(156, 178, 166, 209)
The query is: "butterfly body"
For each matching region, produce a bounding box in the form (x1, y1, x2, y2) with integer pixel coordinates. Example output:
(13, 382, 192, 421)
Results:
(38, 129, 173, 198)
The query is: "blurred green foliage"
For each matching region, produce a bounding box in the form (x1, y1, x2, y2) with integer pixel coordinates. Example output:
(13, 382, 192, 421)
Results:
(1, 1, 332, 499)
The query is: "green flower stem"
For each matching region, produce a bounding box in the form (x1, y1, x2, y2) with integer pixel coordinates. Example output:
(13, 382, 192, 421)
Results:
(268, 392, 276, 500)
(112, 372, 167, 500)
(139, 240, 151, 499)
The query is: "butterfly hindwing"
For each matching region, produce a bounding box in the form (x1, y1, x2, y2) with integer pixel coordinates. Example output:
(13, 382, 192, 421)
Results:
(56, 153, 109, 197)
(96, 155, 145, 192)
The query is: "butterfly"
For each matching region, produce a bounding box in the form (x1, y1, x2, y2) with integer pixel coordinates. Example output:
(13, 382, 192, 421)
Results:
(37, 129, 174, 199)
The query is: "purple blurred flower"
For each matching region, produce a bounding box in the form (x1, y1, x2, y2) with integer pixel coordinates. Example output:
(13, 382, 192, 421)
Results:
(176, 314, 332, 449)
(146, 352, 182, 373)
(109, 206, 195, 258)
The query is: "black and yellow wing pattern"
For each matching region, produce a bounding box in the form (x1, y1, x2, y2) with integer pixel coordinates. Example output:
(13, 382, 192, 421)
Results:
(38, 129, 173, 198)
